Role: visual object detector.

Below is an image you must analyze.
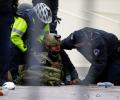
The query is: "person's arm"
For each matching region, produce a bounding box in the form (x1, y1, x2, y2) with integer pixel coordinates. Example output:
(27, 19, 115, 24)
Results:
(37, 23, 50, 43)
(11, 17, 28, 52)
(61, 29, 85, 50)
(60, 50, 79, 84)
(80, 37, 108, 85)
(61, 33, 76, 50)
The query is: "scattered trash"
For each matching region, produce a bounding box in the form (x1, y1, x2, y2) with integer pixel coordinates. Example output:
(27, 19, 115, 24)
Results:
(83, 94, 90, 98)
(2, 82, 15, 90)
(0, 82, 16, 96)
(97, 82, 114, 88)
(96, 93, 101, 97)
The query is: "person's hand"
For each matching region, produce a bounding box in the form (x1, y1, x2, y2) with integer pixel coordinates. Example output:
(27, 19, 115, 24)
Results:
(70, 78, 80, 85)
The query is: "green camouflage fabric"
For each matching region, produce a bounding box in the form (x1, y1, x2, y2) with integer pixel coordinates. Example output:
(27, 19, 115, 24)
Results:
(22, 66, 62, 86)
(22, 52, 63, 86)
(41, 66, 62, 86)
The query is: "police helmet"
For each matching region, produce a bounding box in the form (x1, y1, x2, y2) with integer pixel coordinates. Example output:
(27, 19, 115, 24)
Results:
(33, 3, 52, 23)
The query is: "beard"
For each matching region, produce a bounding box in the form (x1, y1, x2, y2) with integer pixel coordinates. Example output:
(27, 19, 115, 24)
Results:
(48, 51, 60, 62)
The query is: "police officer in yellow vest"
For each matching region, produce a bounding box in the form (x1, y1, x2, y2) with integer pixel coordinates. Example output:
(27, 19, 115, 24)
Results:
(9, 3, 52, 84)
(11, 3, 51, 52)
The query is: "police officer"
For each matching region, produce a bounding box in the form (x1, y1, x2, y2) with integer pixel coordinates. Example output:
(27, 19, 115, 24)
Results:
(61, 27, 120, 85)
(10, 3, 52, 84)
(32, 0, 59, 34)
(0, 0, 18, 85)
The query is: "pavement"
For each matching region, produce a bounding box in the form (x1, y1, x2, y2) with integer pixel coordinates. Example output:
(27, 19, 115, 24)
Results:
(1, 86, 120, 100)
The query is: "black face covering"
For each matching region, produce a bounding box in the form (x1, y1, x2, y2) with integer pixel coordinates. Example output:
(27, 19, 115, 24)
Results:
(48, 51, 60, 62)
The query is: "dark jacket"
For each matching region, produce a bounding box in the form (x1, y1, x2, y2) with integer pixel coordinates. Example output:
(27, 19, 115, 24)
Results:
(61, 27, 119, 85)
(0, 0, 17, 13)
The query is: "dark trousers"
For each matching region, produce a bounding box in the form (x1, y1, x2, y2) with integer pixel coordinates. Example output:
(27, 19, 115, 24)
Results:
(9, 43, 25, 79)
(0, 14, 13, 82)
(107, 58, 120, 85)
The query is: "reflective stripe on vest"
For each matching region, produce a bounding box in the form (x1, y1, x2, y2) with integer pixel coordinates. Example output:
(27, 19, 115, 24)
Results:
(12, 28, 25, 36)
(12, 17, 27, 36)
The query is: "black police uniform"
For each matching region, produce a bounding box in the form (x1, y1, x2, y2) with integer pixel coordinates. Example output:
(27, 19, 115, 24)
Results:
(32, 0, 59, 33)
(61, 27, 120, 85)
(0, 0, 16, 85)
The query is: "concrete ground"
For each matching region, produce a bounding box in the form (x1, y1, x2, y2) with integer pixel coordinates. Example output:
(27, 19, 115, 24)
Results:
(1, 86, 120, 100)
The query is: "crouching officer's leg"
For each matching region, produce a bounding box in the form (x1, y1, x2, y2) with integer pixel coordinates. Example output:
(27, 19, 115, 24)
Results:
(107, 40, 120, 85)
(9, 44, 26, 84)
(107, 58, 120, 85)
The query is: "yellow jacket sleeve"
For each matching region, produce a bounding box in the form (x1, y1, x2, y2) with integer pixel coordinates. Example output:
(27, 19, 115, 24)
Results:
(44, 24, 50, 33)
(37, 24, 50, 43)
(11, 17, 28, 52)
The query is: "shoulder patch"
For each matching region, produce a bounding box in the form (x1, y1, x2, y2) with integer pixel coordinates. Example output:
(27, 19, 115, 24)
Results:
(93, 49, 100, 56)
(70, 34, 74, 40)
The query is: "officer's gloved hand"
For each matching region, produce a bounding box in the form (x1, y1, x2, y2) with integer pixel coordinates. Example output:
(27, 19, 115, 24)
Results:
(41, 66, 62, 86)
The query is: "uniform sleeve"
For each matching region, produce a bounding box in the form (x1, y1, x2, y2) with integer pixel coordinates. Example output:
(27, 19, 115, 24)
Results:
(81, 38, 108, 85)
(44, 24, 50, 33)
(61, 30, 83, 50)
(11, 17, 28, 52)
(60, 50, 79, 80)
(61, 33, 76, 50)
(37, 24, 50, 43)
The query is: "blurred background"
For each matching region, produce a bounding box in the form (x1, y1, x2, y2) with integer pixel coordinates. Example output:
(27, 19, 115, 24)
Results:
(19, 0, 120, 78)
